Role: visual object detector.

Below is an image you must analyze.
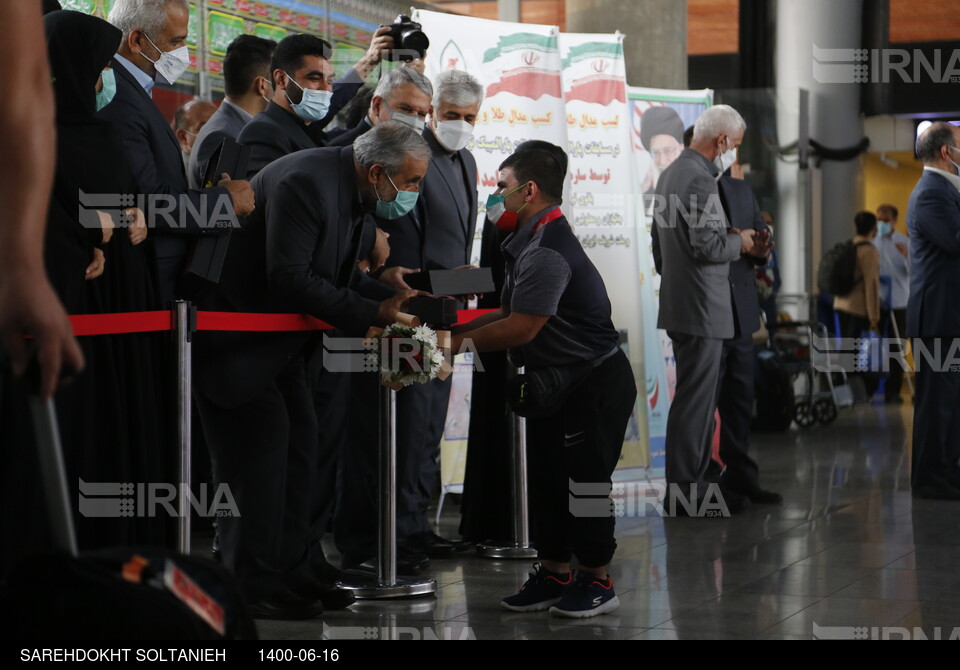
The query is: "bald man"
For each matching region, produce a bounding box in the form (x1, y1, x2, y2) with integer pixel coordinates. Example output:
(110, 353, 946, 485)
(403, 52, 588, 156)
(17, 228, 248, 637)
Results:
(175, 98, 217, 157)
(907, 122, 960, 500)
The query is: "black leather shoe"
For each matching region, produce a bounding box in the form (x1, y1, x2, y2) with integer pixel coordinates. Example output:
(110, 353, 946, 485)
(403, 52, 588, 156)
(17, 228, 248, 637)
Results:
(741, 486, 783, 505)
(342, 549, 429, 576)
(432, 531, 472, 553)
(247, 590, 323, 620)
(403, 532, 468, 558)
(294, 581, 356, 610)
(912, 484, 960, 501)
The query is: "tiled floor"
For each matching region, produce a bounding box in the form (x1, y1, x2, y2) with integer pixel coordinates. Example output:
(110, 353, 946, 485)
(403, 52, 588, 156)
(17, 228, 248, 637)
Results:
(245, 400, 960, 640)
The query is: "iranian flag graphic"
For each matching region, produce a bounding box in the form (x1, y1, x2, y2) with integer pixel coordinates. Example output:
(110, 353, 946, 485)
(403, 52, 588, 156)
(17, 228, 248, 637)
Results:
(561, 41, 627, 105)
(483, 33, 562, 100)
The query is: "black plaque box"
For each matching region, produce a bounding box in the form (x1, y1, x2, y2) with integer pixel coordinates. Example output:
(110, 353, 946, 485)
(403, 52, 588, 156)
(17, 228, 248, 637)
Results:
(405, 267, 495, 296)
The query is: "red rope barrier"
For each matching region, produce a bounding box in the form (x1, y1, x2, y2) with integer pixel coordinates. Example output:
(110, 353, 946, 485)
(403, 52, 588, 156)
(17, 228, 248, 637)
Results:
(68, 309, 497, 336)
(69, 311, 172, 336)
(196, 311, 333, 332)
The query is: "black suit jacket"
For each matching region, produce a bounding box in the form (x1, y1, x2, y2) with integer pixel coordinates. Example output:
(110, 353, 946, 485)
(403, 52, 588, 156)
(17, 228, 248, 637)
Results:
(188, 101, 250, 190)
(906, 170, 960, 337)
(236, 101, 317, 179)
(651, 173, 767, 339)
(327, 116, 372, 148)
(717, 175, 768, 338)
(377, 128, 479, 271)
(194, 146, 395, 408)
(97, 57, 232, 302)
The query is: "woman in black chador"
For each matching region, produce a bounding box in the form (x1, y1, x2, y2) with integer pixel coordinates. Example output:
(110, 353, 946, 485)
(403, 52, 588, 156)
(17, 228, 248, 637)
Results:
(42, 9, 173, 550)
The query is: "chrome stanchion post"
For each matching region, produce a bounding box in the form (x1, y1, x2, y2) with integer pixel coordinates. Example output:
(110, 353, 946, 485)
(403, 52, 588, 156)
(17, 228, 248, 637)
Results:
(379, 384, 397, 585)
(174, 300, 193, 554)
(339, 381, 436, 599)
(514, 410, 532, 549)
(478, 366, 537, 559)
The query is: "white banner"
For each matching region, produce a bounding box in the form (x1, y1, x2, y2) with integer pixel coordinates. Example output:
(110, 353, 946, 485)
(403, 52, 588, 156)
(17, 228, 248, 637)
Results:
(560, 33, 645, 470)
(414, 9, 570, 495)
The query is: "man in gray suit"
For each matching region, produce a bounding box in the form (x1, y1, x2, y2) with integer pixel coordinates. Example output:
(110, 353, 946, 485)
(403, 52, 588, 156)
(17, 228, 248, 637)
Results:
(654, 104, 758, 515)
(189, 34, 276, 189)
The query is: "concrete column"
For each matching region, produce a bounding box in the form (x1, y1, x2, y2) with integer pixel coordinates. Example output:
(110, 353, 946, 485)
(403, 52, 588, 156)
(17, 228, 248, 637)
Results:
(498, 0, 520, 23)
(565, 0, 687, 89)
(775, 0, 864, 296)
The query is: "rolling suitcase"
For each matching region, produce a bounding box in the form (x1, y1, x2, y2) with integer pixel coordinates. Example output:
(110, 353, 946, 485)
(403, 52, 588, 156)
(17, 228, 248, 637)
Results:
(1, 369, 257, 640)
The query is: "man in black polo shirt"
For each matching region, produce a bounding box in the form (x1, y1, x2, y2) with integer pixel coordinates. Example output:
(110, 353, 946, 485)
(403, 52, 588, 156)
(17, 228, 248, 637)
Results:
(450, 146, 637, 618)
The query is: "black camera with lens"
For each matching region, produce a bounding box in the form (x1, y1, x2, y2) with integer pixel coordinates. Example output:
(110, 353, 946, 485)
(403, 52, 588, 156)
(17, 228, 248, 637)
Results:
(384, 14, 429, 62)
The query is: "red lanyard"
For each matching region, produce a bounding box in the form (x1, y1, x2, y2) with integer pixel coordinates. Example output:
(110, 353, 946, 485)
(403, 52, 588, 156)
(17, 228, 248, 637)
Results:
(533, 208, 563, 234)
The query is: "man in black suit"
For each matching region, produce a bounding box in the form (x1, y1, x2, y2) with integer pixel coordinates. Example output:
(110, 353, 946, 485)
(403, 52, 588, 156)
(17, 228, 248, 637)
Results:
(193, 123, 430, 619)
(328, 66, 433, 148)
(189, 34, 276, 190)
(336, 70, 482, 568)
(99, 0, 255, 303)
(709, 169, 781, 505)
(907, 123, 960, 500)
(237, 29, 394, 179)
(653, 127, 779, 507)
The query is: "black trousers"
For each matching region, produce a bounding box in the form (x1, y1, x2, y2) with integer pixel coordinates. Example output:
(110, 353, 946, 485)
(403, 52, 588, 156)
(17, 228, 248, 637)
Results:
(195, 354, 317, 601)
(334, 372, 452, 564)
(912, 336, 960, 489)
(306, 360, 351, 573)
(525, 351, 636, 569)
(706, 330, 760, 490)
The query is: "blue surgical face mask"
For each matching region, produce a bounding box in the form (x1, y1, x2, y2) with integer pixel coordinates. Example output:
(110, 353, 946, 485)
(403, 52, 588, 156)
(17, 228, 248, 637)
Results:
(877, 221, 893, 237)
(375, 171, 419, 219)
(284, 73, 332, 122)
(96, 68, 116, 111)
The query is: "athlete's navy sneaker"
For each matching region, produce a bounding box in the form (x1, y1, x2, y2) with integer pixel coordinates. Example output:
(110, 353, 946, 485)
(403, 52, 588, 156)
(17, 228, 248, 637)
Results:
(549, 571, 620, 618)
(501, 563, 573, 612)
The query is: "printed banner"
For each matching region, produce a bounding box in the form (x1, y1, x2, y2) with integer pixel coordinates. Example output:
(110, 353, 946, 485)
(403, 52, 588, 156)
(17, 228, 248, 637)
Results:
(415, 9, 571, 489)
(560, 33, 645, 471)
(628, 86, 713, 474)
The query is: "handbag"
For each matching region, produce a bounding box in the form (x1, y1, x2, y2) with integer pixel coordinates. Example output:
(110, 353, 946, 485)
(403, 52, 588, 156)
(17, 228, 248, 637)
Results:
(506, 347, 619, 418)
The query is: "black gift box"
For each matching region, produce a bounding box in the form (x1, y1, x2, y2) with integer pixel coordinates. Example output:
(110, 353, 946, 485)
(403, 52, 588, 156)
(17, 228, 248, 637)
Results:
(405, 268, 495, 296)
(406, 296, 459, 327)
(185, 139, 250, 285)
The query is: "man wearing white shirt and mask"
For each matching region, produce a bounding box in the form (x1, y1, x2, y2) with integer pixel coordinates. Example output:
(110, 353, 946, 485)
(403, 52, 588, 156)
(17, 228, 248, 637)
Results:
(874, 203, 911, 403)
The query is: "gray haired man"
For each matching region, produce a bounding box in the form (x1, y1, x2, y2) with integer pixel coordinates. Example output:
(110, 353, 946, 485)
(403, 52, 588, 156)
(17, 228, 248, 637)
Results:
(192, 123, 428, 619)
(654, 104, 766, 516)
(329, 66, 433, 146)
(334, 71, 485, 570)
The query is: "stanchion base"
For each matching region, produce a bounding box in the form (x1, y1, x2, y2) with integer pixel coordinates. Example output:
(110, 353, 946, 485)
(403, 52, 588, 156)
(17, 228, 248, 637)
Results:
(346, 597, 437, 615)
(477, 545, 538, 559)
(338, 575, 437, 600)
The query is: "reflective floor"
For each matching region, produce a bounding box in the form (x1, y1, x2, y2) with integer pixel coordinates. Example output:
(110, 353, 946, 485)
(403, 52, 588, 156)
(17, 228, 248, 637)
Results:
(250, 400, 960, 640)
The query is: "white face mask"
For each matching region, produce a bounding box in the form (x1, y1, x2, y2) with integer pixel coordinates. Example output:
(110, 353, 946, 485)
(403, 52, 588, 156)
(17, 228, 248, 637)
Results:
(715, 136, 738, 174)
(433, 119, 474, 152)
(948, 146, 960, 180)
(142, 33, 190, 86)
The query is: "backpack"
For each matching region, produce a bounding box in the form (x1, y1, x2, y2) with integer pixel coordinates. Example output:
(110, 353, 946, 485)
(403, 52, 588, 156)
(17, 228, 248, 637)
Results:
(817, 240, 870, 296)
